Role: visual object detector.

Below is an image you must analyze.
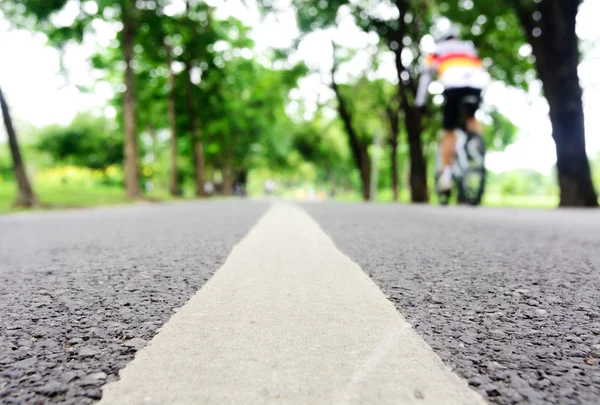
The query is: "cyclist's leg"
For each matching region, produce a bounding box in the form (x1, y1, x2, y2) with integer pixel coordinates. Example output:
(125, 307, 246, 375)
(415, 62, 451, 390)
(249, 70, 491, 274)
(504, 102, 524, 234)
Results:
(463, 87, 483, 134)
(439, 89, 461, 190)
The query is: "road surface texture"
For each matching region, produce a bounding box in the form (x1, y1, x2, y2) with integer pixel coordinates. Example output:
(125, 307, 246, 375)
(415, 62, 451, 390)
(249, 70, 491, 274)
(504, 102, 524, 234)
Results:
(304, 202, 600, 405)
(0, 201, 268, 404)
(0, 200, 599, 405)
(96, 203, 484, 405)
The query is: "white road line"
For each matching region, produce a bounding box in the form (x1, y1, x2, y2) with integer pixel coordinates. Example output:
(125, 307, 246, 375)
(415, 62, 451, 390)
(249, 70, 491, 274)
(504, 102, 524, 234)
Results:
(98, 203, 486, 405)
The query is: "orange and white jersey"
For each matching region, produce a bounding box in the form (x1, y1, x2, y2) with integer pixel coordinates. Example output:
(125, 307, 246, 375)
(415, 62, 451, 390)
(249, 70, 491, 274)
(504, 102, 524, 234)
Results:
(415, 38, 490, 106)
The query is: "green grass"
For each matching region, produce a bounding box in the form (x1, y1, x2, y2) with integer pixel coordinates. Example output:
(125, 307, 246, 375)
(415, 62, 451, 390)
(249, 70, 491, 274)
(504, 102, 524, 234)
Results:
(482, 193, 558, 208)
(328, 189, 559, 208)
(0, 180, 561, 216)
(0, 182, 175, 215)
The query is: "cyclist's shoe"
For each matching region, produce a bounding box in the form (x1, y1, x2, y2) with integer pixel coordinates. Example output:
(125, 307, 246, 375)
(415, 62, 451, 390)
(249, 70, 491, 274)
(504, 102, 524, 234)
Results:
(437, 168, 453, 192)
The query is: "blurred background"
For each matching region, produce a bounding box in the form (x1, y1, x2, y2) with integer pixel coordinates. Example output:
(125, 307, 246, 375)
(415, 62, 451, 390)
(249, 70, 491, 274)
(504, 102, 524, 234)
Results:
(0, 0, 598, 213)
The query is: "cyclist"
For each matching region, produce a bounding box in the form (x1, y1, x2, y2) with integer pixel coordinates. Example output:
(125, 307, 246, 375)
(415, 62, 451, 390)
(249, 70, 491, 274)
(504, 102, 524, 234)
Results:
(415, 23, 490, 192)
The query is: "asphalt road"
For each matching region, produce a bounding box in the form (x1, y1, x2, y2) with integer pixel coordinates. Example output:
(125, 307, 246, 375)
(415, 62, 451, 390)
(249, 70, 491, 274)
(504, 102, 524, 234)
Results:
(304, 202, 600, 405)
(96, 203, 485, 405)
(1, 200, 599, 404)
(0, 201, 268, 404)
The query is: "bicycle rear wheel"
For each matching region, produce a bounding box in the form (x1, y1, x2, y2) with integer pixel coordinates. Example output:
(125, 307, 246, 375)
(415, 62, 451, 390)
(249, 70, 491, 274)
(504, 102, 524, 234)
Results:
(458, 167, 486, 205)
(457, 132, 486, 206)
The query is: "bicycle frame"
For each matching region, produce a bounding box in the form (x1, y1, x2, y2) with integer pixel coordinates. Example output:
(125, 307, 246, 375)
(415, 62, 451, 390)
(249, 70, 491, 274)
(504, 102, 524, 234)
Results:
(452, 130, 470, 178)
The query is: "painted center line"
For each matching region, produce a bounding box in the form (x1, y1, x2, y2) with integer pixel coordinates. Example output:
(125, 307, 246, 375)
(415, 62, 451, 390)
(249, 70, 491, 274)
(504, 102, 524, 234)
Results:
(98, 203, 485, 405)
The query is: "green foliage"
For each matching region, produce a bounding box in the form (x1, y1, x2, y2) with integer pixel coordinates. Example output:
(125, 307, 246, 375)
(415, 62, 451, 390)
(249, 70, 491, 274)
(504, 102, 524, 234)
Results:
(291, 110, 356, 186)
(199, 54, 308, 175)
(8, 0, 68, 20)
(0, 0, 66, 25)
(592, 152, 600, 193)
(339, 77, 393, 143)
(0, 149, 13, 182)
(36, 114, 123, 170)
(488, 169, 556, 197)
(3, 0, 542, 207)
(483, 108, 518, 151)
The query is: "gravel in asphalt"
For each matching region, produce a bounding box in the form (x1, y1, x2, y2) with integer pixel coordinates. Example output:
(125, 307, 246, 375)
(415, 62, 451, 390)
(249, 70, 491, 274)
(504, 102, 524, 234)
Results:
(4, 200, 600, 405)
(96, 203, 485, 405)
(303, 203, 600, 405)
(0, 201, 267, 404)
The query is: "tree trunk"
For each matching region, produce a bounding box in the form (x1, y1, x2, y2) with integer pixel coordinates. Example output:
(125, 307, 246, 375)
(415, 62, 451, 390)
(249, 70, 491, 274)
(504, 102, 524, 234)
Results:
(516, 0, 597, 207)
(391, 141, 399, 201)
(395, 57, 428, 203)
(184, 0, 205, 198)
(379, 0, 428, 203)
(236, 169, 248, 196)
(122, 12, 140, 199)
(194, 134, 205, 196)
(399, 149, 406, 201)
(147, 124, 157, 155)
(236, 169, 248, 188)
(222, 162, 233, 196)
(386, 106, 401, 202)
(331, 70, 371, 201)
(550, 90, 597, 206)
(358, 147, 371, 201)
(400, 90, 428, 202)
(209, 160, 215, 183)
(0, 87, 38, 207)
(183, 60, 205, 197)
(165, 43, 180, 197)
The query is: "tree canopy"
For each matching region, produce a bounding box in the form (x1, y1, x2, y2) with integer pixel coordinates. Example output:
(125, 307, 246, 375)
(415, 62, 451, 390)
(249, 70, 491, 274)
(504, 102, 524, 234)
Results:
(0, 0, 596, 208)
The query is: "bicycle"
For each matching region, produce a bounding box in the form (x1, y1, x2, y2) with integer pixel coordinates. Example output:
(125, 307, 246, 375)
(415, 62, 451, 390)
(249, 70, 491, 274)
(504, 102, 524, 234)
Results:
(434, 94, 487, 206)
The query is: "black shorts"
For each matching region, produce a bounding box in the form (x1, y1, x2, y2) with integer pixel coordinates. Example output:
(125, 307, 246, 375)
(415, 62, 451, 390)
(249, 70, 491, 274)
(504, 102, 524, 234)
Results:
(442, 87, 482, 130)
